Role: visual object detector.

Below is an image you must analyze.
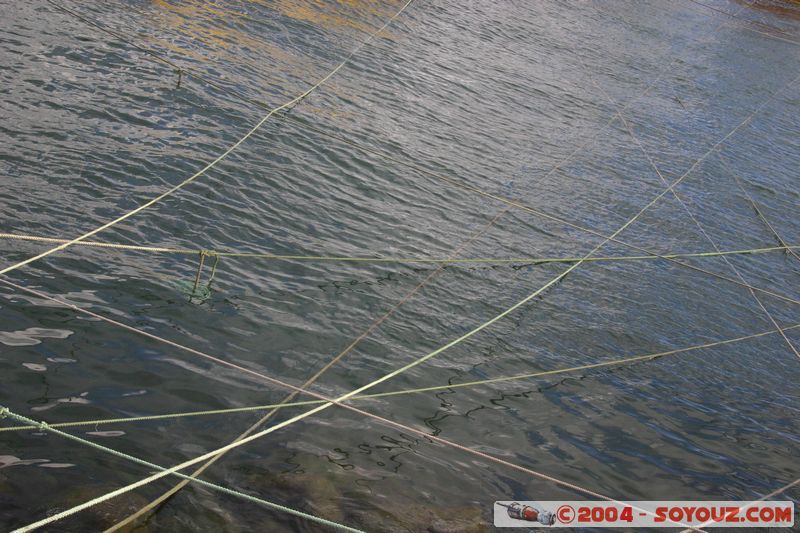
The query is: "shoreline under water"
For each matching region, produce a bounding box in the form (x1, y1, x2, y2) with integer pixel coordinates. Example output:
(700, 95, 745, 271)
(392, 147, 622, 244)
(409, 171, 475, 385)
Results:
(1, 0, 800, 531)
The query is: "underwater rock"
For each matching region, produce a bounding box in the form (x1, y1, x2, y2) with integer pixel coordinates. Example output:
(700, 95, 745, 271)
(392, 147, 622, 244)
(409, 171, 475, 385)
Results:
(348, 502, 489, 533)
(51, 484, 152, 532)
(235, 459, 489, 532)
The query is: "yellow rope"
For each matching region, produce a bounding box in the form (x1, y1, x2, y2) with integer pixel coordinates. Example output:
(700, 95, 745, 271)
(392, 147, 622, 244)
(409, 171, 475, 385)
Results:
(2, 232, 798, 265)
(3, 321, 795, 434)
(277, 114, 800, 307)
(0, 0, 416, 278)
(4, 281, 684, 532)
(722, 159, 800, 264)
(0, 233, 197, 254)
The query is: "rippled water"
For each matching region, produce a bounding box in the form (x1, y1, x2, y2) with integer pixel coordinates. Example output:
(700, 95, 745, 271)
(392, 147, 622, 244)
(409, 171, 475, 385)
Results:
(2, 0, 800, 531)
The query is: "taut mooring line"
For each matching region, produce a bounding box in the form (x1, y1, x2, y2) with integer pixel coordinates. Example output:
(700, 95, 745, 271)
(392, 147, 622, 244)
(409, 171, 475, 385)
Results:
(106, 4, 718, 527)
(721, 155, 800, 264)
(269, 114, 800, 307)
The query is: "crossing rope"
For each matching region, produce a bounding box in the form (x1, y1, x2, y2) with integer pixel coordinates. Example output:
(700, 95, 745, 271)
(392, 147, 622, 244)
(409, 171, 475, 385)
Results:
(586, 61, 800, 362)
(33, 0, 794, 313)
(270, 113, 800, 306)
(111, 7, 768, 522)
(36, 0, 794, 315)
(2, 321, 796, 434)
(0, 0, 416, 278)
(721, 156, 800, 264)
(22, 0, 800, 323)
(5, 2, 796, 532)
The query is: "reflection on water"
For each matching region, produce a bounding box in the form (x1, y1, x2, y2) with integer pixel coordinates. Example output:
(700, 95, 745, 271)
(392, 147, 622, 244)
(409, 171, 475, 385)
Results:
(147, 0, 300, 62)
(265, 0, 398, 33)
(0, 327, 73, 346)
(741, 0, 800, 20)
(0, 456, 75, 469)
(30, 391, 91, 412)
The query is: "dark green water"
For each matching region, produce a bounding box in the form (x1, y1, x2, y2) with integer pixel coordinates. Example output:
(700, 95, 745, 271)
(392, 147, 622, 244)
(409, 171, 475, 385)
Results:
(1, 0, 800, 531)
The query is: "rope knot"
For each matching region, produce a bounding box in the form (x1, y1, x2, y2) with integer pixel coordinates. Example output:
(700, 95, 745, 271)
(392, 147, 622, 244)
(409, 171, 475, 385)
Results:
(0, 407, 9, 419)
(37, 421, 50, 431)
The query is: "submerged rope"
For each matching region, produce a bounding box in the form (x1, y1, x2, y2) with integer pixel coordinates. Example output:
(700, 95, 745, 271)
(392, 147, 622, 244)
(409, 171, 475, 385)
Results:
(0, 407, 364, 533)
(679, 476, 800, 533)
(115, 16, 757, 522)
(3, 321, 796, 434)
(45, 0, 230, 93)
(271, 113, 800, 306)
(23, 0, 800, 329)
(2, 231, 798, 265)
(723, 160, 800, 264)
(6, 3, 792, 528)
(591, 69, 800, 363)
(107, 212, 521, 532)
(0, 3, 784, 532)
(0, 0, 416, 278)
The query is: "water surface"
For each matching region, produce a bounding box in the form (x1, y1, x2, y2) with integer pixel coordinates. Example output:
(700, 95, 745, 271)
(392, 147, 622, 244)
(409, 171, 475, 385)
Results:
(1, 0, 800, 530)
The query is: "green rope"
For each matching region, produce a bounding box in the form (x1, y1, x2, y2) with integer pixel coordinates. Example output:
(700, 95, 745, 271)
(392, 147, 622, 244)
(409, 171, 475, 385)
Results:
(2, 322, 796, 434)
(721, 156, 800, 264)
(0, 233, 197, 254)
(212, 245, 800, 263)
(0, 399, 322, 432)
(1, 232, 798, 265)
(0, 407, 363, 533)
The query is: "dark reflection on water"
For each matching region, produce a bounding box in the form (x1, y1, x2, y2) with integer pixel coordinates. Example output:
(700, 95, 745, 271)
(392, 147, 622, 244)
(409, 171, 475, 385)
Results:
(1, 0, 800, 531)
